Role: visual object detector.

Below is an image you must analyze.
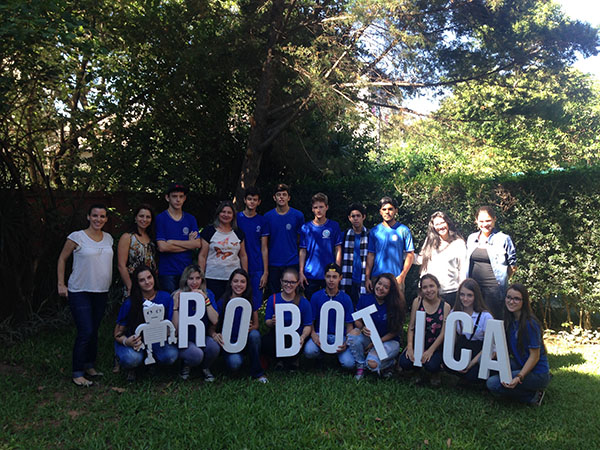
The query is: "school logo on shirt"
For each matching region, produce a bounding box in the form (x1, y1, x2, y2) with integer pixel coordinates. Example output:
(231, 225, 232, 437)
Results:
(286, 223, 292, 230)
(391, 234, 398, 241)
(183, 227, 190, 235)
(322, 229, 331, 239)
(256, 225, 261, 233)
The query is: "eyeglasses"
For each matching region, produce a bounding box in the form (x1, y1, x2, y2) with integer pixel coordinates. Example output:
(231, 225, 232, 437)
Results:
(281, 280, 298, 286)
(506, 295, 523, 303)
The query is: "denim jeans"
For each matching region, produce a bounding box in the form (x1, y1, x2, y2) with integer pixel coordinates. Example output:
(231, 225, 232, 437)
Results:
(179, 336, 220, 368)
(68, 291, 108, 378)
(223, 329, 264, 378)
(346, 332, 400, 373)
(158, 274, 181, 295)
(486, 359, 551, 403)
(398, 348, 443, 374)
(115, 342, 178, 369)
(304, 333, 355, 370)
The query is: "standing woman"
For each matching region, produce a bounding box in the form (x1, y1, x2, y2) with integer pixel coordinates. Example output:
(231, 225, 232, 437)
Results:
(415, 211, 467, 307)
(466, 206, 516, 319)
(113, 265, 178, 381)
(117, 204, 157, 295)
(172, 265, 220, 382)
(445, 278, 493, 384)
(213, 269, 268, 383)
(262, 267, 313, 370)
(57, 204, 114, 387)
(199, 201, 248, 302)
(399, 274, 451, 386)
(486, 284, 550, 405)
(347, 273, 406, 380)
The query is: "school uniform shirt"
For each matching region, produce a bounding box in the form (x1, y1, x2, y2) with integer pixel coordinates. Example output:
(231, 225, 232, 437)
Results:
(367, 222, 414, 277)
(264, 207, 304, 267)
(356, 294, 399, 341)
(265, 293, 313, 335)
(67, 230, 113, 292)
(155, 210, 199, 276)
(237, 212, 268, 274)
(507, 319, 550, 374)
(201, 226, 246, 280)
(310, 289, 354, 336)
(299, 219, 343, 280)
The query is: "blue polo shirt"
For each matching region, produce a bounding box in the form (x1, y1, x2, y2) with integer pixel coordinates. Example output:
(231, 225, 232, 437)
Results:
(299, 219, 342, 280)
(264, 207, 304, 267)
(367, 222, 414, 277)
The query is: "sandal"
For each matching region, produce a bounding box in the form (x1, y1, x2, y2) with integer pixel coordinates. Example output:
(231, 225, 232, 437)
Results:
(85, 368, 104, 377)
(72, 377, 93, 387)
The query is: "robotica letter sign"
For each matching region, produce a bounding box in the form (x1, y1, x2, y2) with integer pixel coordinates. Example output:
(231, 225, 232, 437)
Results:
(177, 293, 511, 383)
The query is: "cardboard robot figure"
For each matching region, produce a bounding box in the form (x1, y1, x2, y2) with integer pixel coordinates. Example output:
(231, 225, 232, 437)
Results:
(134, 302, 177, 365)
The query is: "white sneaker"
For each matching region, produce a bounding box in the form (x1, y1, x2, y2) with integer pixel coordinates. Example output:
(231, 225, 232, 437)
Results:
(255, 375, 268, 384)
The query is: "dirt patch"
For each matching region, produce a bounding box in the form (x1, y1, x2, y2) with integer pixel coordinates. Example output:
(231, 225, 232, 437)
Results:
(0, 362, 27, 376)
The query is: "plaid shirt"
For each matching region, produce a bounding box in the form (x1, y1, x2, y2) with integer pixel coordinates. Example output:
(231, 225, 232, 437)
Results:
(341, 227, 368, 295)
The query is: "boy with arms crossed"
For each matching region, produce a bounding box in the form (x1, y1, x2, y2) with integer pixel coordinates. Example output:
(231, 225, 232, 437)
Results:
(155, 183, 202, 293)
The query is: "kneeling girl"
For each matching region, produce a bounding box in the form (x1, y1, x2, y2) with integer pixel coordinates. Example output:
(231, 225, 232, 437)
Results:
(399, 274, 451, 385)
(114, 265, 178, 380)
(347, 273, 405, 380)
(213, 269, 267, 383)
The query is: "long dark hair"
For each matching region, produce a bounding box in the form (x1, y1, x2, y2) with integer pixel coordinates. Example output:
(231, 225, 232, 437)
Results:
(373, 273, 406, 334)
(503, 283, 546, 357)
(127, 204, 156, 240)
(126, 265, 159, 334)
(216, 269, 253, 332)
(453, 278, 488, 313)
(420, 211, 462, 272)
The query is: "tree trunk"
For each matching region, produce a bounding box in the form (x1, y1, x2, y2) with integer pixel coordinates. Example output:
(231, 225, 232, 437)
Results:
(234, 0, 286, 209)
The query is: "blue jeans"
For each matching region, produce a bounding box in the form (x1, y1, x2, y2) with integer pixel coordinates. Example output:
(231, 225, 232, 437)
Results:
(398, 348, 443, 374)
(115, 342, 178, 369)
(486, 359, 551, 403)
(179, 336, 220, 368)
(304, 333, 355, 370)
(68, 291, 107, 378)
(249, 272, 265, 310)
(158, 274, 181, 295)
(223, 329, 264, 378)
(346, 332, 400, 373)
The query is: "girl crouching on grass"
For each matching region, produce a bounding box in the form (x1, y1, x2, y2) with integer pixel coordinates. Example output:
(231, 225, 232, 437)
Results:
(399, 274, 451, 386)
(173, 265, 220, 382)
(262, 267, 313, 370)
(445, 278, 493, 385)
(212, 269, 268, 383)
(113, 265, 178, 382)
(486, 283, 550, 406)
(347, 273, 405, 380)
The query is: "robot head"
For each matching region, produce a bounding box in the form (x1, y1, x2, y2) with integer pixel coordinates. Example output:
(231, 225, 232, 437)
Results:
(143, 303, 165, 323)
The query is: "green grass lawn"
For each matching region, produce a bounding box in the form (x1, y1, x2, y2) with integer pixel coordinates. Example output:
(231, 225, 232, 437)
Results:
(1, 322, 599, 449)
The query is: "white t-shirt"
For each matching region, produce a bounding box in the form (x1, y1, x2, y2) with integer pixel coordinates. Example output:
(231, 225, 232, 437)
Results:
(67, 230, 114, 292)
(418, 238, 467, 294)
(202, 227, 244, 281)
(455, 310, 493, 341)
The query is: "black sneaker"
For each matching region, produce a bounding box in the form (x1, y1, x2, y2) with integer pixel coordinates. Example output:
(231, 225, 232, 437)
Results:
(531, 390, 546, 407)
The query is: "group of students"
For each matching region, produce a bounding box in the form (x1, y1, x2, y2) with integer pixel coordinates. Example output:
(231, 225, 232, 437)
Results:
(56, 182, 549, 405)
